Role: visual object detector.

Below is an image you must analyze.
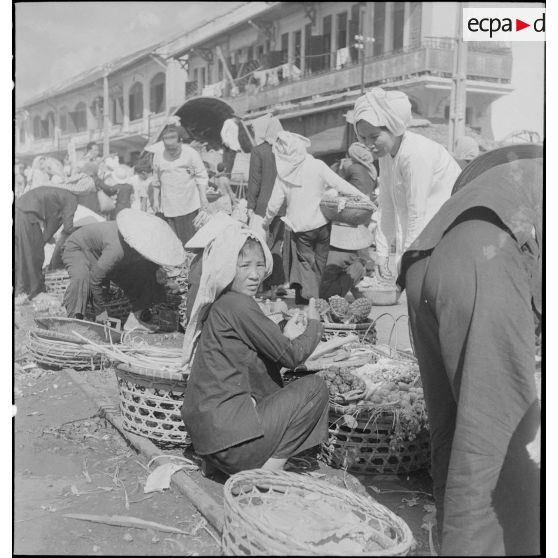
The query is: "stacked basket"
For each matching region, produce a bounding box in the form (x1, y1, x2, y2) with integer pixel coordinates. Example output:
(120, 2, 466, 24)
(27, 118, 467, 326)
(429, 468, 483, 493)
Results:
(115, 364, 189, 448)
(44, 269, 70, 301)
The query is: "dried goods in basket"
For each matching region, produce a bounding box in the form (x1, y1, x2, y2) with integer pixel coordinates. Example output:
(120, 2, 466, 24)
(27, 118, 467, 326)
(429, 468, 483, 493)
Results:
(44, 269, 70, 299)
(33, 316, 124, 344)
(320, 195, 377, 226)
(27, 330, 108, 371)
(222, 469, 415, 556)
(114, 364, 189, 448)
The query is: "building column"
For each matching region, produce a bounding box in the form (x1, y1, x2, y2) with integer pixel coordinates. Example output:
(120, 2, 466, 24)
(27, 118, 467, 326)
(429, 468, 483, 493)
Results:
(385, 2, 394, 53)
(123, 87, 130, 132)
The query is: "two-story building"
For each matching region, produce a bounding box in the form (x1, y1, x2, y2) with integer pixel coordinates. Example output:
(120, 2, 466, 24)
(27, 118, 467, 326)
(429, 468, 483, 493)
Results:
(159, 1, 513, 159)
(16, 2, 514, 166)
(15, 41, 189, 165)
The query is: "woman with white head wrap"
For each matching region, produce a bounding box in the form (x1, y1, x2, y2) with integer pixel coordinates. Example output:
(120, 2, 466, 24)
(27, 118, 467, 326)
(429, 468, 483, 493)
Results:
(181, 223, 329, 475)
(263, 131, 368, 304)
(247, 114, 286, 296)
(353, 88, 461, 279)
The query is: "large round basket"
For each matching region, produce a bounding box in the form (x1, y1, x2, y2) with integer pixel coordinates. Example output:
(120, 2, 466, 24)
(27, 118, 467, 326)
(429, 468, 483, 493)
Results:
(322, 321, 377, 344)
(222, 469, 415, 556)
(27, 330, 108, 371)
(115, 364, 189, 448)
(44, 269, 70, 300)
(320, 198, 375, 226)
(321, 402, 430, 476)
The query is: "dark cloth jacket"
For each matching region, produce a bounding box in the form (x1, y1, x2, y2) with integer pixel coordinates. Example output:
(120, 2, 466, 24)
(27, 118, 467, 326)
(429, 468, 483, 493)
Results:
(398, 147, 542, 318)
(182, 291, 323, 455)
(15, 186, 77, 243)
(63, 221, 149, 315)
(247, 142, 285, 217)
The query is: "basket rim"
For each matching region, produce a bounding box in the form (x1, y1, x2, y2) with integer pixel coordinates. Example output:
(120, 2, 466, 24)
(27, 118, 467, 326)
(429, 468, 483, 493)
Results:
(223, 469, 414, 556)
(320, 198, 376, 210)
(115, 363, 186, 383)
(323, 321, 373, 331)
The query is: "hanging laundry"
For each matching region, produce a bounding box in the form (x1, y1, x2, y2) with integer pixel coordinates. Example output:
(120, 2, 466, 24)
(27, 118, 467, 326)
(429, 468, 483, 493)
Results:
(336, 47, 350, 70)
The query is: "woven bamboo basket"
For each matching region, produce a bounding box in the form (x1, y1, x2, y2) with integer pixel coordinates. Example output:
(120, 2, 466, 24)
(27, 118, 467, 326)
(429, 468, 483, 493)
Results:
(84, 294, 132, 323)
(321, 402, 430, 476)
(44, 269, 70, 299)
(27, 330, 108, 371)
(322, 321, 377, 344)
(115, 364, 189, 447)
(222, 469, 415, 556)
(320, 197, 376, 226)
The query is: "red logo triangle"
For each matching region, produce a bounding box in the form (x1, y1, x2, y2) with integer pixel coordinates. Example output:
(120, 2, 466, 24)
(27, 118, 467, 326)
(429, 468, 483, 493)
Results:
(516, 19, 530, 31)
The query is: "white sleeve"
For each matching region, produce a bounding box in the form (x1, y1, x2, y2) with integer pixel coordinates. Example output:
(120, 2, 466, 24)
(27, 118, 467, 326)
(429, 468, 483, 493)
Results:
(265, 177, 286, 222)
(375, 162, 396, 259)
(318, 161, 364, 197)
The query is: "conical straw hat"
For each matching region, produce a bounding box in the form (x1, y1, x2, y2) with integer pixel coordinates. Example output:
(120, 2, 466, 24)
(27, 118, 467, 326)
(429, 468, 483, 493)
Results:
(116, 209, 185, 267)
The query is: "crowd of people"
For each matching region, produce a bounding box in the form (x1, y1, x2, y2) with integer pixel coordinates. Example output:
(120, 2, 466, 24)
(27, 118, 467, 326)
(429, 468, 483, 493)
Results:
(14, 86, 541, 555)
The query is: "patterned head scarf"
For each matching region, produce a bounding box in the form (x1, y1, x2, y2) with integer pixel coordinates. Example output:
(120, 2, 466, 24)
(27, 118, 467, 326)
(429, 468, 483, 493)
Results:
(353, 88, 412, 137)
(251, 113, 284, 145)
(182, 223, 273, 368)
(273, 131, 313, 187)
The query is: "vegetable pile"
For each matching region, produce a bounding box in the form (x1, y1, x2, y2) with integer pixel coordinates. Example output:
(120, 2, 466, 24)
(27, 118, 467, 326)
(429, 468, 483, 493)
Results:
(317, 296, 372, 324)
(319, 367, 367, 402)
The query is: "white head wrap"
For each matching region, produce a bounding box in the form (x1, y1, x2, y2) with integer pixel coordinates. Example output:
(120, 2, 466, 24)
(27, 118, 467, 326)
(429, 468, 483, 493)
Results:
(182, 223, 273, 367)
(353, 88, 412, 137)
(251, 113, 284, 145)
(454, 136, 480, 161)
(273, 131, 313, 187)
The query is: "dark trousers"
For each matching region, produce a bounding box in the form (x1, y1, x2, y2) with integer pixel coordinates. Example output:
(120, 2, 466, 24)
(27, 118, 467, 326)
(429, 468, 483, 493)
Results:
(222, 147, 238, 177)
(48, 232, 70, 271)
(204, 375, 329, 475)
(164, 210, 199, 247)
(263, 216, 285, 290)
(15, 209, 45, 299)
(289, 224, 331, 301)
(405, 217, 540, 556)
(319, 249, 365, 300)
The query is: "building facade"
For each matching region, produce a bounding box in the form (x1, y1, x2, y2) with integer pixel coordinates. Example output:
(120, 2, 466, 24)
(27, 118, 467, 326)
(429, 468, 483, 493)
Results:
(16, 2, 513, 164)
(15, 44, 189, 165)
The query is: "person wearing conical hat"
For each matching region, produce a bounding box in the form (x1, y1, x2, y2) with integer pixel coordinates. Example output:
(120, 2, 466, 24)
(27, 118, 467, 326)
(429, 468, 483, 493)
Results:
(454, 135, 480, 170)
(181, 223, 329, 475)
(15, 186, 79, 304)
(353, 87, 461, 279)
(62, 209, 185, 332)
(397, 145, 542, 555)
(103, 164, 134, 218)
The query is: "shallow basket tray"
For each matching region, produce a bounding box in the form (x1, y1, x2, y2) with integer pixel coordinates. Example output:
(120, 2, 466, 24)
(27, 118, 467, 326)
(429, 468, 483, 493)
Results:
(321, 403, 430, 476)
(33, 316, 123, 344)
(27, 330, 108, 371)
(322, 321, 377, 344)
(115, 364, 189, 448)
(222, 469, 415, 556)
(320, 198, 376, 226)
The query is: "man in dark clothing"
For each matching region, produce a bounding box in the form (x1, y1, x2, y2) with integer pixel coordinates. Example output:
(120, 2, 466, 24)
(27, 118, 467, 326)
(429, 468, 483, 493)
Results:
(15, 186, 78, 300)
(247, 114, 285, 295)
(398, 144, 541, 556)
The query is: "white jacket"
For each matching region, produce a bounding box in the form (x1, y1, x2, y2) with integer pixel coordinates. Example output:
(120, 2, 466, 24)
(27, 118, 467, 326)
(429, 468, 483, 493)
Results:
(375, 131, 461, 260)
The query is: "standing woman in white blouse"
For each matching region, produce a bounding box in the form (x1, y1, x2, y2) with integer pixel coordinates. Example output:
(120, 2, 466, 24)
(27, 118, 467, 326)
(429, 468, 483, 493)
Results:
(353, 88, 461, 279)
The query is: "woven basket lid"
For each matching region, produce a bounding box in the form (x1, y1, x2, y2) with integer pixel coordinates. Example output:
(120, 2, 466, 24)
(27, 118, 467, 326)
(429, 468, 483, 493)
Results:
(116, 209, 185, 267)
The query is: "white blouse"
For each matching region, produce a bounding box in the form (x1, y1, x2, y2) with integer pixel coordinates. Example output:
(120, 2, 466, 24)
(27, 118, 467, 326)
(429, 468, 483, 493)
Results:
(375, 131, 461, 260)
(265, 158, 363, 233)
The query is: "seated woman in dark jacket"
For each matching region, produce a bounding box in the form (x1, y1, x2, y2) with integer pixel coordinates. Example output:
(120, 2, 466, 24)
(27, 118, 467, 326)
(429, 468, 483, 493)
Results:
(181, 223, 329, 475)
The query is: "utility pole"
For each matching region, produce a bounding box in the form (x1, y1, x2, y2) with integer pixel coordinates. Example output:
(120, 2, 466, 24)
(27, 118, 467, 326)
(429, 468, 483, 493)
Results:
(354, 4, 374, 94)
(102, 65, 111, 157)
(448, 2, 468, 153)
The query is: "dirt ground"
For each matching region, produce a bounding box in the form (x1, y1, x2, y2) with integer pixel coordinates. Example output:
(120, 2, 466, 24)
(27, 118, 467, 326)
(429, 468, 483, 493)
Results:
(14, 294, 437, 556)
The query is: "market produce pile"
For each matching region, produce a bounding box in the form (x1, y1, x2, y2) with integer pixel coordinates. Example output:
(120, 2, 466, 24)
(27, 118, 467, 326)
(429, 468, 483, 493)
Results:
(317, 296, 372, 324)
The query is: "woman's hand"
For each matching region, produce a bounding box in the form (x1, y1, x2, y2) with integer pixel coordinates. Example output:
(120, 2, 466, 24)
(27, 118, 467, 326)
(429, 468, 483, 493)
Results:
(306, 298, 321, 321)
(283, 310, 307, 340)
